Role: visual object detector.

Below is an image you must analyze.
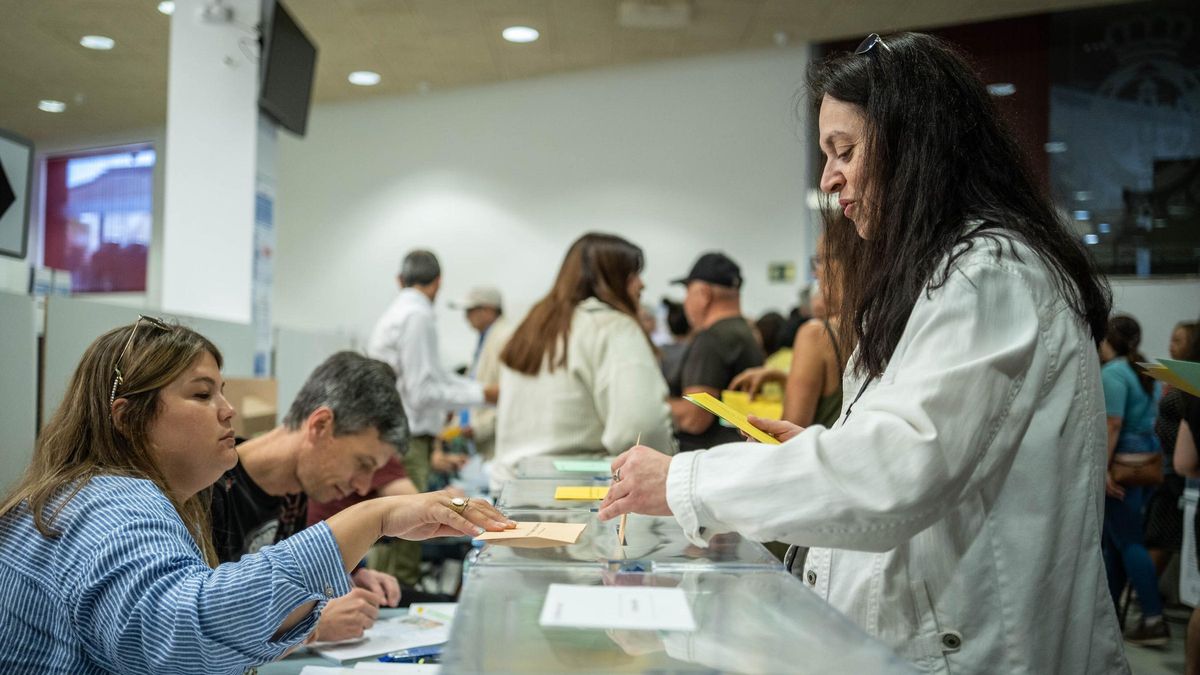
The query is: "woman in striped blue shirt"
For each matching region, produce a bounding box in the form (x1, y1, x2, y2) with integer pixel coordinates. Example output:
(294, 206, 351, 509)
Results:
(0, 317, 513, 674)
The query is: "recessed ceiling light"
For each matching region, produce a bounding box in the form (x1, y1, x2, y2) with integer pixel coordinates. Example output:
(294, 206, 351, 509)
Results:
(158, 1, 176, 15)
(502, 26, 539, 43)
(348, 71, 381, 86)
(80, 35, 115, 50)
(38, 100, 66, 113)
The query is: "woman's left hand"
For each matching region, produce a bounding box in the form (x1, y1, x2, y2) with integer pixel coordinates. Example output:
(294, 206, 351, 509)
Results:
(1105, 472, 1125, 500)
(598, 445, 673, 521)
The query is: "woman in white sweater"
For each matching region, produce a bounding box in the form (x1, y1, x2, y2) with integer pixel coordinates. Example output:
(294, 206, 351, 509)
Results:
(492, 233, 674, 489)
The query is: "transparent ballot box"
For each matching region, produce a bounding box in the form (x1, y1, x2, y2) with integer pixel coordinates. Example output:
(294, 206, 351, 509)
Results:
(442, 566, 915, 674)
(513, 454, 612, 479)
(475, 509, 782, 572)
(496, 478, 612, 512)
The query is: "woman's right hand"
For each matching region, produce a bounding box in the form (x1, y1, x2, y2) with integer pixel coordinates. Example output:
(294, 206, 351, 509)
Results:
(729, 367, 786, 397)
(1105, 472, 1126, 500)
(379, 491, 515, 540)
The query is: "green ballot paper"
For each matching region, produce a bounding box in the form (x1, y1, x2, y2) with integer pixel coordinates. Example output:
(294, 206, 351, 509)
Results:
(553, 459, 613, 473)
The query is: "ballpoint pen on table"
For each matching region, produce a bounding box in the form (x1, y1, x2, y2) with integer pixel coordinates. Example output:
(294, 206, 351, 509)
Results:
(617, 434, 639, 545)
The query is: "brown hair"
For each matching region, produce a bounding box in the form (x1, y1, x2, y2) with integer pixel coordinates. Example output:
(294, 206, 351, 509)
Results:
(1106, 315, 1154, 395)
(501, 232, 644, 375)
(0, 320, 224, 565)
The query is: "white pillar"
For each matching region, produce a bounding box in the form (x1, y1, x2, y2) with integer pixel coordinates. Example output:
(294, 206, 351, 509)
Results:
(161, 0, 262, 323)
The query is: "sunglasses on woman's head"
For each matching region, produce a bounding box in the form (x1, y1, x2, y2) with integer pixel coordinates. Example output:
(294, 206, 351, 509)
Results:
(855, 33, 890, 55)
(109, 315, 172, 405)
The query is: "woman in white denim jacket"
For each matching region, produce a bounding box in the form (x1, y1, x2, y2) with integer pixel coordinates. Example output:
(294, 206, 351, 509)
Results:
(599, 32, 1127, 675)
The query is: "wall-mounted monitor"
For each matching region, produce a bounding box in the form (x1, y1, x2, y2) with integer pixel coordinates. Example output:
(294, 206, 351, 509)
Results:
(258, 0, 318, 137)
(0, 129, 33, 259)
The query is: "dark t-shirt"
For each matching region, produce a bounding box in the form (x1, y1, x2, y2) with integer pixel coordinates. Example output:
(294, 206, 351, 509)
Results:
(670, 316, 765, 452)
(210, 451, 307, 563)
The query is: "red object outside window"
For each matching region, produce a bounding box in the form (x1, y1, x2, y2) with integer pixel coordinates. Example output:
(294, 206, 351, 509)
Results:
(42, 145, 155, 293)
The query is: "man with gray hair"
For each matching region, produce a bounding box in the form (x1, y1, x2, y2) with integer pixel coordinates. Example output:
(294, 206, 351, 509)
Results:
(210, 351, 409, 642)
(368, 250, 499, 491)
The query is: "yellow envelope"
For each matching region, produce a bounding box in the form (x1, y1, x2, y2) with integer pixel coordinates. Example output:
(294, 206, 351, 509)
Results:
(1140, 359, 1200, 397)
(683, 392, 781, 445)
(721, 390, 784, 421)
(554, 486, 609, 500)
(475, 521, 587, 548)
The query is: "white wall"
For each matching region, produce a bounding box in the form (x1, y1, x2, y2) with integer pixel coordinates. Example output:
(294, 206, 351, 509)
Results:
(274, 48, 814, 367)
(1109, 277, 1200, 360)
(161, 0, 259, 323)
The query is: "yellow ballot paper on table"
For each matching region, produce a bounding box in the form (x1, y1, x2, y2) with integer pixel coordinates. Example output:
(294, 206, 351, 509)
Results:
(1139, 359, 1200, 397)
(475, 521, 587, 549)
(554, 486, 609, 500)
(683, 392, 781, 445)
(721, 390, 784, 421)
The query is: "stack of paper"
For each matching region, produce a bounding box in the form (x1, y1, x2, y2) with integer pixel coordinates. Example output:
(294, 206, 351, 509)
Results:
(300, 664, 439, 674)
(475, 521, 587, 548)
(721, 390, 784, 421)
(1141, 359, 1200, 397)
(311, 615, 449, 663)
(539, 583, 697, 632)
(554, 485, 609, 500)
(553, 459, 613, 473)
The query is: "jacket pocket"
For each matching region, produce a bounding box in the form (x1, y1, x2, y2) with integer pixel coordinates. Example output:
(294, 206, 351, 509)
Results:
(905, 580, 962, 674)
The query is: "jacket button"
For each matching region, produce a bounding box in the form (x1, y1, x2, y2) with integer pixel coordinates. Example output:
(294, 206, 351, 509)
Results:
(806, 570, 817, 586)
(941, 632, 962, 651)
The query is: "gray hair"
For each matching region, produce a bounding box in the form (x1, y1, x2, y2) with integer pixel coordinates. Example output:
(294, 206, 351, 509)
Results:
(282, 352, 409, 453)
(399, 250, 441, 287)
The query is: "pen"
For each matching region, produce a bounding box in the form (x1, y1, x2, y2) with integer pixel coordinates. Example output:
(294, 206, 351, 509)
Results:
(618, 434, 638, 545)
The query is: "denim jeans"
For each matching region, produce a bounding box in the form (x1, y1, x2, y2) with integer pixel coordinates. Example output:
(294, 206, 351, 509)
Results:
(1103, 483, 1164, 618)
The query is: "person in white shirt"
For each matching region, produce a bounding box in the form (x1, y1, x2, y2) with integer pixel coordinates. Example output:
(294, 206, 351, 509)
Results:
(366, 250, 499, 584)
(598, 32, 1126, 674)
(493, 233, 674, 490)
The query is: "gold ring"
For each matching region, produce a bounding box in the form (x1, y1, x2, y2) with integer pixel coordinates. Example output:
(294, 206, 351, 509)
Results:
(449, 497, 469, 515)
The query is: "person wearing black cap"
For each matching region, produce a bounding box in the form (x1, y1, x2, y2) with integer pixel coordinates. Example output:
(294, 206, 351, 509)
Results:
(668, 252, 765, 452)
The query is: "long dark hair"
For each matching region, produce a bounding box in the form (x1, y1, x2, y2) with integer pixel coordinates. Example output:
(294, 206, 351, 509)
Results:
(502, 232, 645, 375)
(808, 32, 1111, 379)
(1106, 315, 1154, 394)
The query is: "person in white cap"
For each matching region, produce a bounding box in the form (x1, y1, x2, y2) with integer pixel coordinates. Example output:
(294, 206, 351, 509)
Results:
(448, 286, 513, 460)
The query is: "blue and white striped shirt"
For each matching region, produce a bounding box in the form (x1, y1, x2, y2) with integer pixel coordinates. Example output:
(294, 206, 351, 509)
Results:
(0, 475, 351, 674)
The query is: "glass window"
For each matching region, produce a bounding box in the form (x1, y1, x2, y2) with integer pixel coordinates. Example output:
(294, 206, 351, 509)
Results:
(42, 144, 155, 292)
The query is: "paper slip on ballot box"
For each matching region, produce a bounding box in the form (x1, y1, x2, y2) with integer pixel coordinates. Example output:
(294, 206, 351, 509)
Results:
(496, 478, 613, 512)
(441, 566, 917, 674)
(514, 454, 614, 479)
(471, 509, 782, 572)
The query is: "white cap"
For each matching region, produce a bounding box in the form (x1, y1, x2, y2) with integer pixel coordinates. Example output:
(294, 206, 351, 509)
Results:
(448, 286, 502, 310)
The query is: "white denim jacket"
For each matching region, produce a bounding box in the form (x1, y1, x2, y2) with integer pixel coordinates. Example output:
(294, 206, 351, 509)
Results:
(666, 237, 1129, 674)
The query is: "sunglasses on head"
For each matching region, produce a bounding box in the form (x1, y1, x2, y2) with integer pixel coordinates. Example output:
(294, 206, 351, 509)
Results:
(109, 315, 173, 406)
(855, 33, 890, 55)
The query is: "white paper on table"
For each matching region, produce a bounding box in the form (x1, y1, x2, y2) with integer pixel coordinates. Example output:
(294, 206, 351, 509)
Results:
(538, 584, 697, 632)
(406, 602, 457, 624)
(299, 667, 353, 675)
(311, 615, 449, 663)
(353, 663, 441, 673)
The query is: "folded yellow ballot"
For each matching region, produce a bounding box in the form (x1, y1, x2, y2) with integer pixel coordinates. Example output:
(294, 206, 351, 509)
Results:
(554, 486, 609, 500)
(683, 392, 781, 445)
(475, 521, 587, 548)
(721, 390, 784, 421)
(1140, 359, 1200, 397)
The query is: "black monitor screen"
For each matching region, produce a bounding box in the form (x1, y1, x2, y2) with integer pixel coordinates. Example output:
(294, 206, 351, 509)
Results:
(259, 0, 317, 136)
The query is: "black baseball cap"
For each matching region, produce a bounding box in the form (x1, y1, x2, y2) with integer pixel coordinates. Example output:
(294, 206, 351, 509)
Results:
(672, 252, 743, 289)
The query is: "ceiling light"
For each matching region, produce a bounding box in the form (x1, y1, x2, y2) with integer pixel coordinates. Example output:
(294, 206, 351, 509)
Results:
(158, 1, 175, 15)
(348, 71, 381, 86)
(1083, 234, 1100, 245)
(38, 100, 66, 113)
(986, 83, 1016, 97)
(80, 35, 115, 50)
(502, 26, 539, 43)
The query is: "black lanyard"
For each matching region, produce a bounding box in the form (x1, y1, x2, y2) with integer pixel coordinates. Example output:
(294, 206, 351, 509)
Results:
(838, 377, 873, 427)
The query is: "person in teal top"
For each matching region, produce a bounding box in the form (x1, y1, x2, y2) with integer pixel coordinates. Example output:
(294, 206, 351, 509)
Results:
(1100, 314, 1167, 646)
